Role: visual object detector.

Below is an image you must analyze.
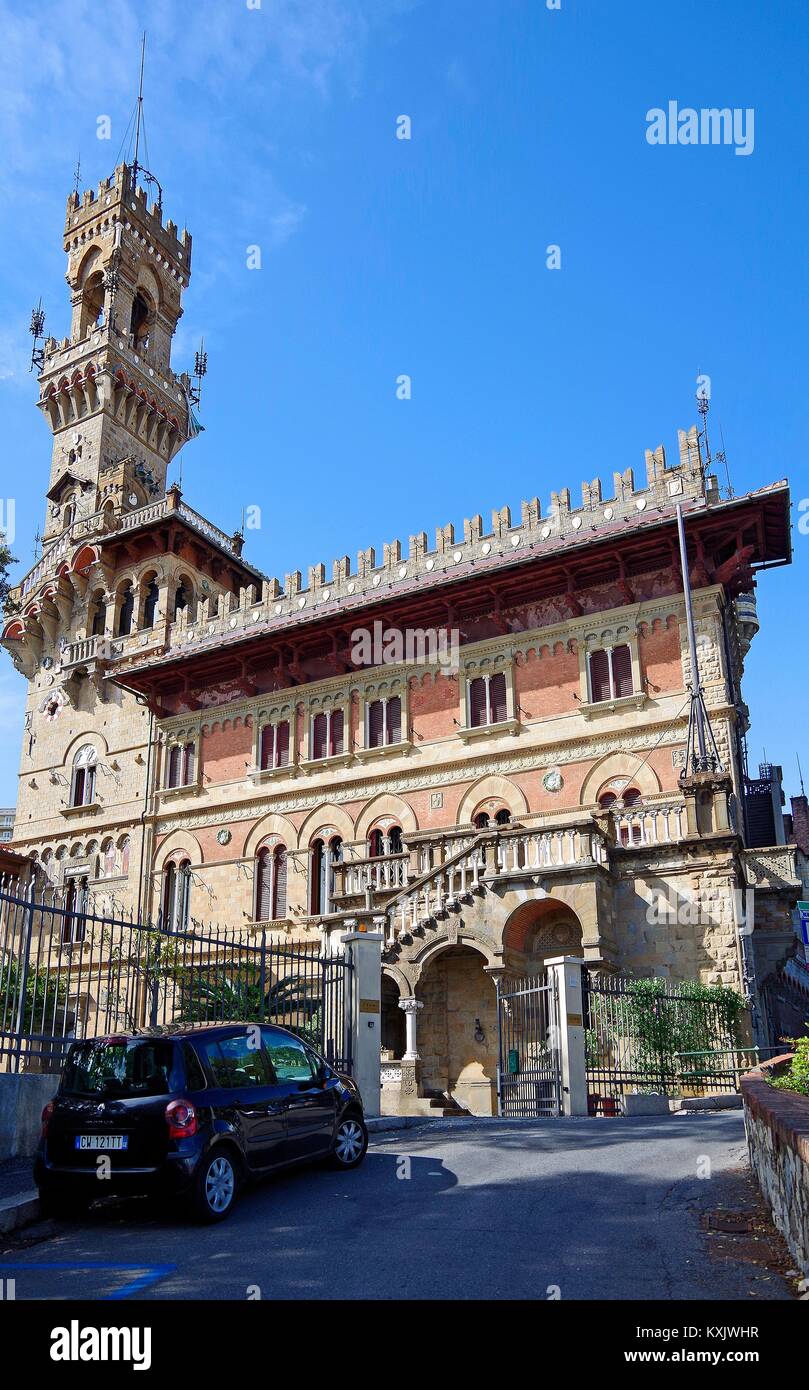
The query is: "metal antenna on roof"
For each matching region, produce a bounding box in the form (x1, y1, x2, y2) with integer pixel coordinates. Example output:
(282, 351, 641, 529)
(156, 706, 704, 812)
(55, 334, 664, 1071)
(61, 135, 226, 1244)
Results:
(73, 154, 82, 197)
(132, 32, 146, 181)
(676, 502, 723, 779)
(798, 753, 806, 798)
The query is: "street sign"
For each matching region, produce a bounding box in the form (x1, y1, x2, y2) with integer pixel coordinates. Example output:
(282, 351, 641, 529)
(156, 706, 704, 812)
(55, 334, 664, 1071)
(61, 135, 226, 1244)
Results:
(798, 900, 809, 946)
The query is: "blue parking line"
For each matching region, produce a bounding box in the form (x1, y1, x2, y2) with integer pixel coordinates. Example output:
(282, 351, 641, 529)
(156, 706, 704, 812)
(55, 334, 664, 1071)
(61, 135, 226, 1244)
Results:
(0, 1261, 176, 1299)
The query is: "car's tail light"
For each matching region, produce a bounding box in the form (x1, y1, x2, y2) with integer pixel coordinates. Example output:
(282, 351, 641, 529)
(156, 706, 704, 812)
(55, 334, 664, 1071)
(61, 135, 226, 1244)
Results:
(41, 1101, 55, 1138)
(165, 1099, 198, 1139)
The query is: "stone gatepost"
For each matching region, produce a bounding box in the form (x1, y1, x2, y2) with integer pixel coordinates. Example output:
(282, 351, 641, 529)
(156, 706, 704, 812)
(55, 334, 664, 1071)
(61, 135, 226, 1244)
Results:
(342, 923, 383, 1118)
(545, 956, 588, 1116)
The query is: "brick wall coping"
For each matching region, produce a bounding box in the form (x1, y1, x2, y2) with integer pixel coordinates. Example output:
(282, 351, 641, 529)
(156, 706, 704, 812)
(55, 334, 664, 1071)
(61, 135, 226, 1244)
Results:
(741, 1053, 809, 1165)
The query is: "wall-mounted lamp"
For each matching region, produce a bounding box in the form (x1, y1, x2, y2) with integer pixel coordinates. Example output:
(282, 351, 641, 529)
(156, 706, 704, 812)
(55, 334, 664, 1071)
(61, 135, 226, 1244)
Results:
(473, 1018, 486, 1044)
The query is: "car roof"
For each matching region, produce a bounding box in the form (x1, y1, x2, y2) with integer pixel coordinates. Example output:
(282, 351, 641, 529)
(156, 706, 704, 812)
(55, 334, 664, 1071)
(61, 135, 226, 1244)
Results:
(75, 1021, 306, 1045)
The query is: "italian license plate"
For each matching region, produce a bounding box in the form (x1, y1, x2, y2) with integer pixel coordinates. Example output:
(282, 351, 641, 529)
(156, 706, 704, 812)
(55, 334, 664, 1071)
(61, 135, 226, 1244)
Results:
(74, 1134, 129, 1151)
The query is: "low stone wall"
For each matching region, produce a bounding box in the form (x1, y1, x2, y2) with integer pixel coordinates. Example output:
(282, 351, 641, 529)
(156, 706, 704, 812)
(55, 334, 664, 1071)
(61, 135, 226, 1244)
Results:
(741, 1055, 809, 1276)
(0, 1073, 61, 1161)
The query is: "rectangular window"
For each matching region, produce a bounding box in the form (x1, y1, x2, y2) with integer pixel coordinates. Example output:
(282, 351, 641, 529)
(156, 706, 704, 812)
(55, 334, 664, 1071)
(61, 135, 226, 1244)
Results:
(260, 720, 290, 770)
(588, 645, 634, 703)
(468, 672, 508, 728)
(260, 1027, 316, 1083)
(311, 708, 345, 759)
(200, 1035, 270, 1089)
(367, 695, 402, 748)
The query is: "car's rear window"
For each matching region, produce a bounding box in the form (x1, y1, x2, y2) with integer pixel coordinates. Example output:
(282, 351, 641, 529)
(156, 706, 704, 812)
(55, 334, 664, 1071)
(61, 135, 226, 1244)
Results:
(61, 1039, 180, 1098)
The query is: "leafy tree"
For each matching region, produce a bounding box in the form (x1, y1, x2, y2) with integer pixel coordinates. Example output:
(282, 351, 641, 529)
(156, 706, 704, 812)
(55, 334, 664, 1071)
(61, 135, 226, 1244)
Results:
(0, 528, 18, 611)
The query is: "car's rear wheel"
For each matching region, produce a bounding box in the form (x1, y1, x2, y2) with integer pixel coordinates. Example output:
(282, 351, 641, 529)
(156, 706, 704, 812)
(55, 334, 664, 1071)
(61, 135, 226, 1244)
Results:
(329, 1114, 368, 1169)
(191, 1149, 238, 1223)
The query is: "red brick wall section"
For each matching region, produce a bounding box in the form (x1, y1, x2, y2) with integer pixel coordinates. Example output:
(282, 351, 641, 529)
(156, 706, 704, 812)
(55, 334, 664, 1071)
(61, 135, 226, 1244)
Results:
(638, 616, 683, 696)
(790, 796, 809, 855)
(200, 717, 253, 784)
(409, 672, 459, 741)
(515, 644, 579, 718)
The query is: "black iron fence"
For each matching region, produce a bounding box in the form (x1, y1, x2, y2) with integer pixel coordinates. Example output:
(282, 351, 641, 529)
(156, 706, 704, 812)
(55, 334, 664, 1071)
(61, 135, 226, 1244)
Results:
(0, 876, 352, 1076)
(582, 970, 752, 1111)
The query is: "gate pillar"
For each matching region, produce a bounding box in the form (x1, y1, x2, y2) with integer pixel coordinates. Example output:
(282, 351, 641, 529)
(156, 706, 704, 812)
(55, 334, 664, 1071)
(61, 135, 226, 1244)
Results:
(545, 956, 588, 1117)
(342, 923, 384, 1118)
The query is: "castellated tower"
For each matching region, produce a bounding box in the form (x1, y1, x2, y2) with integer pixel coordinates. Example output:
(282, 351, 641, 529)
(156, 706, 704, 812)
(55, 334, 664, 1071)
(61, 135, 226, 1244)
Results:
(39, 163, 193, 544)
(1, 164, 258, 917)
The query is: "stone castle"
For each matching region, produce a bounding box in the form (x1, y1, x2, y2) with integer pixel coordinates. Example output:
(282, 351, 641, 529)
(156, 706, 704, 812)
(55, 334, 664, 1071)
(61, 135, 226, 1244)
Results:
(1, 161, 801, 1114)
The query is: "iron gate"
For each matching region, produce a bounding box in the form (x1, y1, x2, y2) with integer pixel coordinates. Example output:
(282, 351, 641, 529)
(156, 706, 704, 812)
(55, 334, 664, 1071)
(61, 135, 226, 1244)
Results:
(495, 971, 561, 1117)
(0, 876, 353, 1075)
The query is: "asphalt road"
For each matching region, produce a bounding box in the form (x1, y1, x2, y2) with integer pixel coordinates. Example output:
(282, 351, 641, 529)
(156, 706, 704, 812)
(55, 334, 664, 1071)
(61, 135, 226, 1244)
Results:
(0, 1112, 792, 1301)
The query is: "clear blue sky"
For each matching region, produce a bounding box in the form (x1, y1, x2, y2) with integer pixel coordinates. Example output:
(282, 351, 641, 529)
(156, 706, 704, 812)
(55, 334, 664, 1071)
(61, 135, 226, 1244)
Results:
(0, 0, 807, 808)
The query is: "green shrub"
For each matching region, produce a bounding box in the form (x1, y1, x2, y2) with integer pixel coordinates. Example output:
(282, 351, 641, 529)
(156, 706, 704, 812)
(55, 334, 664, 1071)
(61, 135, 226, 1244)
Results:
(769, 1031, 809, 1097)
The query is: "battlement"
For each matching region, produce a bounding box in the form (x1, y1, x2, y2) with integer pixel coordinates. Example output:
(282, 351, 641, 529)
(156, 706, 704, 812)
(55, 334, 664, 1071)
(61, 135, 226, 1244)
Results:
(64, 163, 192, 277)
(259, 426, 710, 607)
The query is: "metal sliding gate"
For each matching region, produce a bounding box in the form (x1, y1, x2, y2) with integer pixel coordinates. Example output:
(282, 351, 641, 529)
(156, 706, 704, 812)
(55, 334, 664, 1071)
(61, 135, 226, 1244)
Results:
(495, 972, 561, 1117)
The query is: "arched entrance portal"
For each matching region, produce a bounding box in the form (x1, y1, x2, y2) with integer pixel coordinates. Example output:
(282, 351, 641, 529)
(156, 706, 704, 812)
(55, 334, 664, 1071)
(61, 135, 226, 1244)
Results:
(381, 973, 406, 1058)
(502, 897, 584, 974)
(416, 945, 498, 1116)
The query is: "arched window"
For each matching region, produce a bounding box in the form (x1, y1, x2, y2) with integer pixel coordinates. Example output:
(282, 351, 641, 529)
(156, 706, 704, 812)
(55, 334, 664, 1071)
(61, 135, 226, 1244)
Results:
(162, 858, 191, 932)
(255, 845, 287, 922)
(79, 270, 105, 337)
(102, 838, 117, 877)
(62, 876, 88, 943)
(89, 589, 106, 638)
(116, 583, 135, 637)
(369, 825, 402, 858)
(130, 290, 152, 350)
(474, 807, 511, 829)
(62, 501, 75, 531)
(142, 575, 159, 629)
(70, 745, 97, 808)
(310, 836, 344, 916)
(119, 836, 131, 876)
(172, 576, 195, 622)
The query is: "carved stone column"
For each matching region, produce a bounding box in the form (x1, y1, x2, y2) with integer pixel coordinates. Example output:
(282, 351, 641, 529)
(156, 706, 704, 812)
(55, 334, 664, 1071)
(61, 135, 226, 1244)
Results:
(398, 995, 424, 1061)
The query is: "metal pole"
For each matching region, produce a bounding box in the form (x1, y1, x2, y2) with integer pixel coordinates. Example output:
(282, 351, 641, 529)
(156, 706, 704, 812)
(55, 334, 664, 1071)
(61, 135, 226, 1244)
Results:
(676, 503, 707, 769)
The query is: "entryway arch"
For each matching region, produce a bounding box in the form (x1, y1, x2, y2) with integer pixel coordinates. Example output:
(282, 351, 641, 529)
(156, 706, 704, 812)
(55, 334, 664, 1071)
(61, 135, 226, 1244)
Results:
(415, 942, 498, 1115)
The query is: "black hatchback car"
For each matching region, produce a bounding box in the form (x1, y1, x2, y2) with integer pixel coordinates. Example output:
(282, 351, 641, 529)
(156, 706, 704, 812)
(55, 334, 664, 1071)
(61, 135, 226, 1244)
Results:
(34, 1022, 368, 1222)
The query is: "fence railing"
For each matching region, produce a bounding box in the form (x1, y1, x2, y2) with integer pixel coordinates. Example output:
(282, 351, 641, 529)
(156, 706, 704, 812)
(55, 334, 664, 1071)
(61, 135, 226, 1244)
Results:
(0, 878, 352, 1076)
(582, 969, 750, 1107)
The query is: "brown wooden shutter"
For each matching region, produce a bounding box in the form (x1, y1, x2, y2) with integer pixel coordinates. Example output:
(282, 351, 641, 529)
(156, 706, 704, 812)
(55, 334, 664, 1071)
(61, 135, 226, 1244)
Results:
(255, 849, 272, 921)
(184, 743, 196, 785)
(589, 649, 611, 703)
(489, 673, 507, 723)
(167, 746, 180, 788)
(387, 696, 402, 743)
(275, 720, 290, 767)
(260, 725, 273, 770)
(330, 708, 344, 755)
(368, 699, 384, 748)
(312, 713, 327, 759)
(273, 847, 287, 919)
(469, 677, 486, 727)
(612, 644, 634, 698)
